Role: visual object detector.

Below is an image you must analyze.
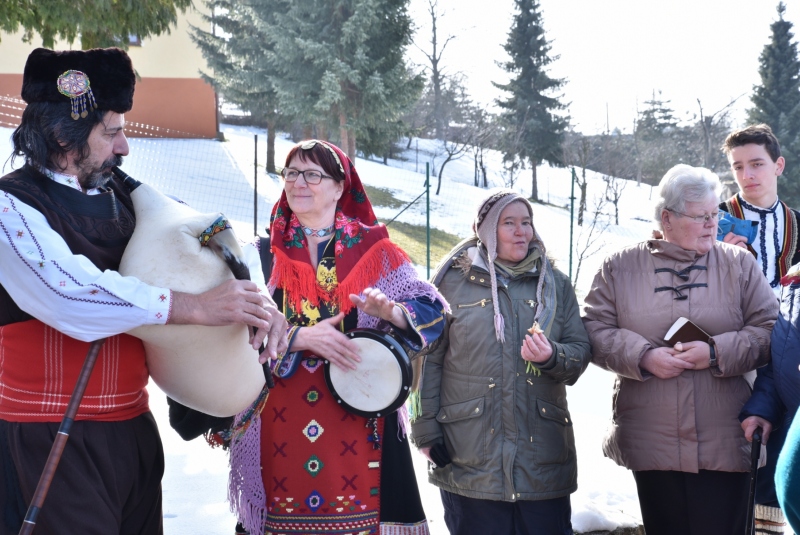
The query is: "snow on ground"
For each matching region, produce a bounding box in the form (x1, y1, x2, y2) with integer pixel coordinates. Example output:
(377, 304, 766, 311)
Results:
(0, 123, 750, 533)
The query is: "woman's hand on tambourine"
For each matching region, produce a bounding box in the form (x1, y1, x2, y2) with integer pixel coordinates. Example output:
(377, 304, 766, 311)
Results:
(292, 312, 362, 371)
(349, 287, 409, 330)
(521, 333, 553, 364)
(170, 280, 287, 351)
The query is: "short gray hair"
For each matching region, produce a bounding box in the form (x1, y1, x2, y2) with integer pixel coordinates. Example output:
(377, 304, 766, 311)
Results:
(654, 164, 722, 228)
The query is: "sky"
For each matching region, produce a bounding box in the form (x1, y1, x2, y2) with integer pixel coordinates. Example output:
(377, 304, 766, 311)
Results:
(406, 0, 800, 135)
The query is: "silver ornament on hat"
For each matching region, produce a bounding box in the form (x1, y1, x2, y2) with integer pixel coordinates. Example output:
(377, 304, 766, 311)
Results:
(56, 70, 97, 120)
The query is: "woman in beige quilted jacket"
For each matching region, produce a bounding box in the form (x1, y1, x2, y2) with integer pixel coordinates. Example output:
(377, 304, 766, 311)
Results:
(583, 164, 778, 535)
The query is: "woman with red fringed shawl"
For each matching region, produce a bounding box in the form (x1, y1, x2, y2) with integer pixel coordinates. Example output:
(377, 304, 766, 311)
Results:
(229, 140, 447, 535)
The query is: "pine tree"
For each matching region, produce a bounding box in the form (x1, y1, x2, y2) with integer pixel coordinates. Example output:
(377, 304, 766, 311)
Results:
(636, 92, 678, 141)
(191, 0, 283, 172)
(0, 0, 191, 49)
(632, 92, 681, 184)
(269, 0, 423, 161)
(749, 2, 800, 206)
(494, 0, 569, 202)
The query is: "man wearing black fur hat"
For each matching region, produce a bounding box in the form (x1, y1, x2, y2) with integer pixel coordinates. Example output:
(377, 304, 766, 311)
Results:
(0, 47, 287, 534)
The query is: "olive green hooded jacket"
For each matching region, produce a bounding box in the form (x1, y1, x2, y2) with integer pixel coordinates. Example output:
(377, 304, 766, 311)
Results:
(410, 242, 591, 502)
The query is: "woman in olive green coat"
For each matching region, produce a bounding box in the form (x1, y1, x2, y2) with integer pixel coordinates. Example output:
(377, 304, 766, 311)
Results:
(410, 189, 591, 535)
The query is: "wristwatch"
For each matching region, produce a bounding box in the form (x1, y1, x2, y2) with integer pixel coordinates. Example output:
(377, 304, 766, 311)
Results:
(708, 337, 718, 368)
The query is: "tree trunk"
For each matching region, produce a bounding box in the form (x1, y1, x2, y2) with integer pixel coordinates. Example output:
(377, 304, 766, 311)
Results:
(303, 125, 313, 139)
(266, 118, 276, 174)
(347, 130, 356, 163)
(338, 111, 350, 158)
(578, 182, 587, 226)
(316, 122, 328, 142)
(530, 162, 539, 202)
(436, 154, 454, 195)
(480, 150, 488, 187)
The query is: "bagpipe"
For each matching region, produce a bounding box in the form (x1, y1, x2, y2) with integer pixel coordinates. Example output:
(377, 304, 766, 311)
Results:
(114, 167, 267, 418)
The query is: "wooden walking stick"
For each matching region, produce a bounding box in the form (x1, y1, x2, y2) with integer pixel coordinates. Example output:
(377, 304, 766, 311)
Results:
(18, 338, 106, 535)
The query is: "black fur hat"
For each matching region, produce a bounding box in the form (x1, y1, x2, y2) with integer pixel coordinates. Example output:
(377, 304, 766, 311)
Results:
(21, 47, 135, 117)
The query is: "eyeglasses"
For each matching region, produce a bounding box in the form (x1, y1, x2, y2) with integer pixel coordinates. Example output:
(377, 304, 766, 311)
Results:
(668, 209, 723, 224)
(281, 167, 332, 185)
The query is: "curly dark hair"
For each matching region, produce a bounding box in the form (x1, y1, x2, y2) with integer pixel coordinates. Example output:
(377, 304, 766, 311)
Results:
(11, 101, 106, 171)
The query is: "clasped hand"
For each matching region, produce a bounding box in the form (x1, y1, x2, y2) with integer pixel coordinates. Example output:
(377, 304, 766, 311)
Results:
(640, 341, 710, 379)
(741, 415, 772, 444)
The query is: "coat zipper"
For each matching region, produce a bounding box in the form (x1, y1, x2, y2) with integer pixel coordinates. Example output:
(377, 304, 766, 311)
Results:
(457, 298, 492, 309)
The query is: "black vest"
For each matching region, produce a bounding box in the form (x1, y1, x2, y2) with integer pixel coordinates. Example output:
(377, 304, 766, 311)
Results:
(0, 166, 137, 326)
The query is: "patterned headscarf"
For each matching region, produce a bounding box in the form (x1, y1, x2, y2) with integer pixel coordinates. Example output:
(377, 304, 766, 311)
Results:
(473, 188, 555, 343)
(268, 140, 410, 315)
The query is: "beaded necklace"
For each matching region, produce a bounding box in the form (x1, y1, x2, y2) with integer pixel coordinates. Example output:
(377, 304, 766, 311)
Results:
(301, 222, 335, 238)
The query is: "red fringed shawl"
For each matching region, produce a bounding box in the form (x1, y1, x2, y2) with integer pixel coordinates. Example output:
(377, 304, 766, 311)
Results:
(270, 230, 411, 315)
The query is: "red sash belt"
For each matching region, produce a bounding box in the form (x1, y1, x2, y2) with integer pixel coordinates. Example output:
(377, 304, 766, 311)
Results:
(0, 319, 149, 422)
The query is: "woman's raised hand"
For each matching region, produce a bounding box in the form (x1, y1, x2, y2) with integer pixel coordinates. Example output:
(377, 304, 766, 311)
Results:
(292, 312, 362, 371)
(521, 333, 553, 364)
(349, 287, 409, 330)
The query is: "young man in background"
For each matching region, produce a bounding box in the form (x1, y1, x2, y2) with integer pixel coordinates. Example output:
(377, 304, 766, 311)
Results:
(722, 123, 800, 535)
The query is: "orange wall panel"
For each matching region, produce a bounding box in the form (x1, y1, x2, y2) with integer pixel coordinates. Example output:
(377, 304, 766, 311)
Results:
(0, 74, 217, 139)
(128, 77, 218, 139)
(0, 73, 22, 99)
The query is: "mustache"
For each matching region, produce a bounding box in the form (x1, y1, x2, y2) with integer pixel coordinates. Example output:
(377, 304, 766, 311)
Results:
(82, 155, 125, 190)
(105, 155, 124, 169)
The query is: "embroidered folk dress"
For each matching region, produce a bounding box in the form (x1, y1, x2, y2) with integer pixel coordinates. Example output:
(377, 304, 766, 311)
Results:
(0, 166, 172, 421)
(0, 165, 176, 533)
(263, 235, 444, 535)
(229, 140, 447, 535)
(720, 193, 800, 296)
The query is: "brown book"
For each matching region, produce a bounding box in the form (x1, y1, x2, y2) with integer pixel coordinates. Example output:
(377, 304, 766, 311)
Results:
(664, 317, 710, 345)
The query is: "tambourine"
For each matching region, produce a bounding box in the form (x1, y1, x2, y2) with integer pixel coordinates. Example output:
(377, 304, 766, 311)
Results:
(324, 328, 412, 418)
